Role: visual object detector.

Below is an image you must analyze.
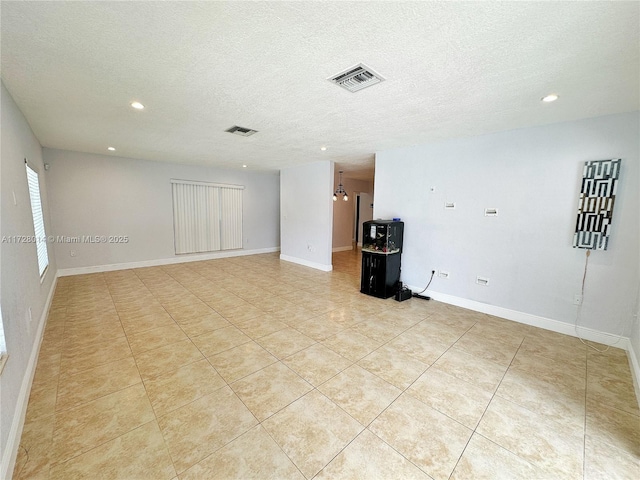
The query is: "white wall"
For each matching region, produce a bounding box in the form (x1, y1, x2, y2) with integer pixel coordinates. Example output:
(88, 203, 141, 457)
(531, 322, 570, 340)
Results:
(375, 112, 639, 343)
(43, 149, 280, 271)
(1, 82, 57, 478)
(280, 161, 334, 271)
(332, 175, 374, 250)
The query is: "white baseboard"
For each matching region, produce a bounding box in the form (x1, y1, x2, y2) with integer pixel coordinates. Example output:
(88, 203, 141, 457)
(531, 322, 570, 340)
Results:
(279, 254, 333, 272)
(2, 276, 58, 480)
(411, 287, 639, 410)
(332, 246, 353, 252)
(407, 287, 630, 351)
(57, 247, 280, 277)
(627, 341, 640, 411)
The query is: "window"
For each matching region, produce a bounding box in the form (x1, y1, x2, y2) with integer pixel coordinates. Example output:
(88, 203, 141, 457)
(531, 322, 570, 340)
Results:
(26, 162, 49, 278)
(171, 179, 243, 254)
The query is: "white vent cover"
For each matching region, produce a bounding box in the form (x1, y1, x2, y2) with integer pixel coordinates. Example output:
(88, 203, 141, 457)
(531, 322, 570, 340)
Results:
(226, 126, 258, 137)
(328, 63, 384, 93)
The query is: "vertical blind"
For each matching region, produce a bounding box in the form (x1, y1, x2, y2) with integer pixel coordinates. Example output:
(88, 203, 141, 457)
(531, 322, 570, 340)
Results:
(171, 180, 243, 254)
(26, 163, 49, 277)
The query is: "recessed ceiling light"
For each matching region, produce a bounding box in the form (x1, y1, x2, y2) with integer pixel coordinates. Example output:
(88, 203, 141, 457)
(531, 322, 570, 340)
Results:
(130, 101, 145, 110)
(242, 164, 247, 168)
(541, 94, 559, 103)
(320, 146, 327, 151)
(107, 147, 116, 151)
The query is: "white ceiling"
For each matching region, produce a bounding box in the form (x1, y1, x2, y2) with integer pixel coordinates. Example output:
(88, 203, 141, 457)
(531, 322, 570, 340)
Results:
(1, 1, 638, 180)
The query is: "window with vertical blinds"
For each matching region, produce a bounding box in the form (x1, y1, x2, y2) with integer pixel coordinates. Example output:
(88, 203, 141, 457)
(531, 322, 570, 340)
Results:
(25, 162, 49, 277)
(171, 179, 243, 254)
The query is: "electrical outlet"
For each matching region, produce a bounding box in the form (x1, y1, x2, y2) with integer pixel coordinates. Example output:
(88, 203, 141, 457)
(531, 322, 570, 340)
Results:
(573, 294, 583, 305)
(28, 307, 33, 322)
(476, 276, 490, 286)
(70, 250, 76, 257)
(438, 270, 450, 279)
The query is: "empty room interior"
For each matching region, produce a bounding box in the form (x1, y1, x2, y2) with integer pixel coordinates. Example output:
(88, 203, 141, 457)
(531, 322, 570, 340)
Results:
(1, 2, 639, 479)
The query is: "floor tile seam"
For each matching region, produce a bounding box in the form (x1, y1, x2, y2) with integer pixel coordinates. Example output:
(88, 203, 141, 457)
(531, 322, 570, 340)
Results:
(587, 361, 633, 384)
(359, 427, 435, 480)
(54, 375, 144, 414)
(126, 327, 190, 351)
(144, 378, 229, 419)
(482, 390, 588, 448)
(132, 267, 202, 315)
(193, 335, 254, 359)
(517, 343, 589, 366)
(505, 361, 588, 392)
(582, 430, 640, 461)
(455, 328, 526, 353)
(467, 431, 548, 476)
(60, 345, 138, 376)
(309, 428, 369, 479)
(256, 423, 310, 480)
(420, 362, 496, 399)
(103, 272, 169, 358)
(350, 320, 416, 347)
(216, 353, 282, 386)
(23, 383, 60, 424)
(446, 343, 518, 371)
(398, 384, 479, 434)
(132, 336, 205, 382)
(446, 422, 476, 480)
(471, 338, 527, 447)
(585, 369, 639, 391)
(60, 332, 129, 353)
(319, 337, 376, 363)
(48, 415, 160, 472)
(255, 340, 320, 361)
(490, 388, 587, 434)
(585, 396, 640, 418)
(582, 344, 590, 480)
(237, 322, 291, 341)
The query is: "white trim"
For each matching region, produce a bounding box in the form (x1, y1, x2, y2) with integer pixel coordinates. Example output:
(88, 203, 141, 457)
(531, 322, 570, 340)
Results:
(57, 247, 280, 277)
(628, 341, 640, 411)
(170, 178, 244, 190)
(279, 254, 333, 272)
(2, 276, 57, 480)
(332, 246, 353, 252)
(407, 286, 630, 351)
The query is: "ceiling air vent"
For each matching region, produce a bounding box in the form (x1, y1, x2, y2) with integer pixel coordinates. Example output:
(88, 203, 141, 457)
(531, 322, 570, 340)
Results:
(328, 63, 384, 93)
(226, 125, 258, 137)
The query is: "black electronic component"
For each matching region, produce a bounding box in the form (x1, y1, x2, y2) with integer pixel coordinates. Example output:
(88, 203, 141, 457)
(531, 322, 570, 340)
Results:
(360, 220, 404, 299)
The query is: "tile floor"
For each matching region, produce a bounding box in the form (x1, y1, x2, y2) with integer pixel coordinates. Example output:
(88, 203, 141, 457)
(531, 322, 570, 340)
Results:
(13, 250, 640, 479)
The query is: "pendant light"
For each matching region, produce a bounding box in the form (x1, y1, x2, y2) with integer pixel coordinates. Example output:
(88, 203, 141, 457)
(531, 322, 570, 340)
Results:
(333, 171, 348, 201)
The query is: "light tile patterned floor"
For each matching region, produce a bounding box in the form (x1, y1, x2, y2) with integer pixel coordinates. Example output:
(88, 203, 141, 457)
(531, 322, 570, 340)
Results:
(13, 250, 640, 479)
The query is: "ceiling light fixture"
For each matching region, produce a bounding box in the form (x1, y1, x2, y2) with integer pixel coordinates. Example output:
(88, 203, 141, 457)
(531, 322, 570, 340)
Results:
(333, 171, 348, 202)
(321, 146, 327, 151)
(242, 164, 247, 168)
(107, 147, 116, 151)
(541, 94, 559, 103)
(130, 101, 145, 110)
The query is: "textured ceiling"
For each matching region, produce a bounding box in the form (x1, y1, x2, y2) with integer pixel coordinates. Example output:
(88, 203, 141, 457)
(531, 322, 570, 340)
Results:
(1, 1, 638, 180)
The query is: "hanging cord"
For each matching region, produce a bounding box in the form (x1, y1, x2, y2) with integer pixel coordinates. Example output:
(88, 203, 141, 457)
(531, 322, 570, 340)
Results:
(574, 249, 625, 352)
(415, 270, 435, 295)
